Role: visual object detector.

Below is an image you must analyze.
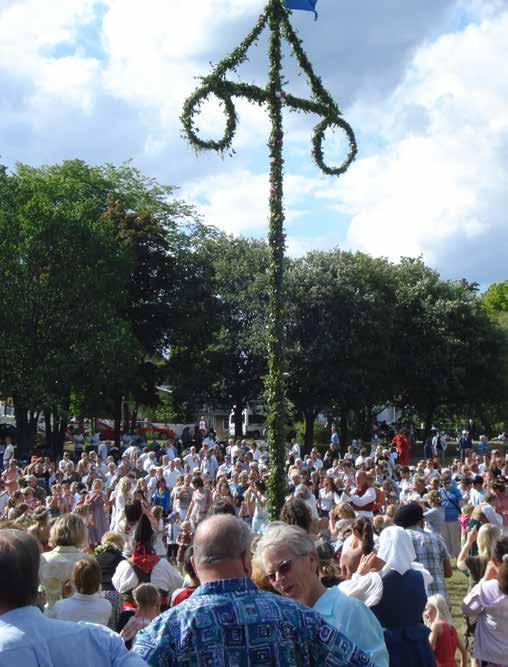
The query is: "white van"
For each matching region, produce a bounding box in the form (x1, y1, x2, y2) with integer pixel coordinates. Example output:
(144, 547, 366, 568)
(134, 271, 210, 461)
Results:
(229, 406, 266, 439)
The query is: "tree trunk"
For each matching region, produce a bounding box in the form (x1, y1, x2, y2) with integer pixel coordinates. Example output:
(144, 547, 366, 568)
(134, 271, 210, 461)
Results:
(233, 404, 244, 438)
(113, 396, 122, 447)
(13, 400, 36, 460)
(423, 406, 435, 444)
(44, 409, 53, 451)
(130, 404, 138, 434)
(339, 413, 348, 457)
(303, 411, 316, 456)
(52, 406, 69, 460)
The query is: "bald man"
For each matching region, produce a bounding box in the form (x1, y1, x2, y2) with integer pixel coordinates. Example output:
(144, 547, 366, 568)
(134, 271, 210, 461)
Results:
(133, 515, 373, 666)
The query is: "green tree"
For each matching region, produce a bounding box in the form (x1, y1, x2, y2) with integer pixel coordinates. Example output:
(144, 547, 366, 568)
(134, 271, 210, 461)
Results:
(392, 259, 506, 440)
(0, 161, 136, 456)
(483, 281, 508, 314)
(170, 234, 269, 437)
(286, 250, 397, 452)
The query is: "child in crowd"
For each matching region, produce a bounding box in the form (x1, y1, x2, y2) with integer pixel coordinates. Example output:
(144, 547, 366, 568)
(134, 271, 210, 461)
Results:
(176, 520, 193, 566)
(425, 594, 467, 667)
(459, 503, 473, 544)
(151, 506, 166, 557)
(53, 557, 112, 626)
(171, 546, 200, 607)
(423, 491, 445, 534)
(120, 583, 161, 647)
(166, 512, 181, 562)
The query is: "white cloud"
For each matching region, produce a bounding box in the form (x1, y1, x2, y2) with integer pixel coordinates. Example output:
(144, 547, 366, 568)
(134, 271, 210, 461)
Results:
(185, 170, 321, 235)
(0, 0, 102, 116)
(316, 5, 508, 280)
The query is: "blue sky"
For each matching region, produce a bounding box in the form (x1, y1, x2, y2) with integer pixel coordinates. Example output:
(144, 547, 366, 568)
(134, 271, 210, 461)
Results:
(0, 0, 507, 284)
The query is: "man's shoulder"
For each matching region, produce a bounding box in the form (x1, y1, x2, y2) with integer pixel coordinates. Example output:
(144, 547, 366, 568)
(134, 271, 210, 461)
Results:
(151, 586, 317, 626)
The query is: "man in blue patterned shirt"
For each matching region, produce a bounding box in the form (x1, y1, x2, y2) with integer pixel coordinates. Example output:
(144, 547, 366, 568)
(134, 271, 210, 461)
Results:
(133, 515, 374, 666)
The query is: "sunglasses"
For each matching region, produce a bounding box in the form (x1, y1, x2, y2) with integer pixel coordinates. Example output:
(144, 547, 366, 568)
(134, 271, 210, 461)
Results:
(266, 555, 304, 583)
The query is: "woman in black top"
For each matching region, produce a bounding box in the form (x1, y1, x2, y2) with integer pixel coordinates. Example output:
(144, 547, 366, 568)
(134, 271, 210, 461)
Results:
(94, 531, 125, 630)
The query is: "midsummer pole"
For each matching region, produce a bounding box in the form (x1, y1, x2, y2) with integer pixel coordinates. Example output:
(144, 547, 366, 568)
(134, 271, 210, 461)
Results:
(181, 0, 357, 518)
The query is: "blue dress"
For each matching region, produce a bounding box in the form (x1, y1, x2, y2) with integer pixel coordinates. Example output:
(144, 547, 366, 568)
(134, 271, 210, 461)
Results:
(371, 569, 436, 667)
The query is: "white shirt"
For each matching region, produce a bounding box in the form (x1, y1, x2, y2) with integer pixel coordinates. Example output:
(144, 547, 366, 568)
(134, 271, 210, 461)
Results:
(98, 442, 109, 461)
(52, 592, 112, 626)
(349, 486, 377, 519)
(112, 558, 183, 595)
(145, 475, 158, 495)
(291, 443, 301, 458)
(143, 457, 157, 473)
(0, 491, 10, 515)
(3, 444, 14, 466)
(183, 454, 200, 471)
(163, 467, 180, 490)
(470, 487, 486, 507)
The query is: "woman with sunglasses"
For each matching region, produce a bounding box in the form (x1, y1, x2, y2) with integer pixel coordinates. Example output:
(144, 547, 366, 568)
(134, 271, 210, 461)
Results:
(256, 522, 389, 667)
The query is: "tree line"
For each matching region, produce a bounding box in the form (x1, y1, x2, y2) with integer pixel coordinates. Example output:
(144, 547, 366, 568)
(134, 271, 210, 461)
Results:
(0, 160, 506, 457)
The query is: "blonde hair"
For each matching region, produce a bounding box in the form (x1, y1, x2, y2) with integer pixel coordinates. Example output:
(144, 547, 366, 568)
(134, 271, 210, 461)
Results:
(461, 503, 473, 517)
(425, 594, 453, 626)
(118, 477, 131, 496)
(101, 531, 124, 551)
(336, 502, 355, 520)
(477, 524, 501, 560)
(427, 491, 441, 506)
(49, 514, 85, 548)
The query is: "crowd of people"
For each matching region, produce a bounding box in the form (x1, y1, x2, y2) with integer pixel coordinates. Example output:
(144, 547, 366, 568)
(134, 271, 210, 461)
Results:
(0, 424, 507, 666)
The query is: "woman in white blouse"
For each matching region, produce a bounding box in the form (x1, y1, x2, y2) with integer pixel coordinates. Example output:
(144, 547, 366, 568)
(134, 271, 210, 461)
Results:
(53, 557, 111, 626)
(112, 514, 183, 611)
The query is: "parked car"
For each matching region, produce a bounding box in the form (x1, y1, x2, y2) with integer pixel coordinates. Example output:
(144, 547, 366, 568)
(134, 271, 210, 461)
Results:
(133, 421, 176, 441)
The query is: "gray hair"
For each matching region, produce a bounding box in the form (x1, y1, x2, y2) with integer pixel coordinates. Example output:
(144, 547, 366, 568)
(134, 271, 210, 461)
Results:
(193, 515, 252, 566)
(255, 521, 316, 564)
(294, 484, 311, 501)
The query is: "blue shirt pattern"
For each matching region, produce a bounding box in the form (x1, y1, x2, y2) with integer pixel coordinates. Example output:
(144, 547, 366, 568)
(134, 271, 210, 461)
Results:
(133, 577, 374, 666)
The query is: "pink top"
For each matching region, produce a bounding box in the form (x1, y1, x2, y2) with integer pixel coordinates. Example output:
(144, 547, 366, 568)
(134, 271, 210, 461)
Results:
(120, 613, 154, 642)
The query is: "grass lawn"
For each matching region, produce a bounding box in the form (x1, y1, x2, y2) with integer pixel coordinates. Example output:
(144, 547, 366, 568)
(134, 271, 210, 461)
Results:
(447, 560, 468, 636)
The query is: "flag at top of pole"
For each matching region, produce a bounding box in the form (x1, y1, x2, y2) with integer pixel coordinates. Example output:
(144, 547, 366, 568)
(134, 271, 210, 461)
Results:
(285, 0, 318, 20)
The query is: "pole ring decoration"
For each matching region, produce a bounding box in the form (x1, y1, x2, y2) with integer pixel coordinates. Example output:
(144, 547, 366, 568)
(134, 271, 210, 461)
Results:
(180, 1, 357, 176)
(312, 116, 357, 177)
(182, 85, 237, 153)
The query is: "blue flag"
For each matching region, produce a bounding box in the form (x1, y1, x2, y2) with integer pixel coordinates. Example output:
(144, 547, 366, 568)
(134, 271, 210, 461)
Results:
(285, 0, 318, 19)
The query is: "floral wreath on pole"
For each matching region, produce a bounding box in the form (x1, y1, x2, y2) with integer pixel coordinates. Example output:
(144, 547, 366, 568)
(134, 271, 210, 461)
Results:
(181, 1, 357, 175)
(181, 0, 357, 518)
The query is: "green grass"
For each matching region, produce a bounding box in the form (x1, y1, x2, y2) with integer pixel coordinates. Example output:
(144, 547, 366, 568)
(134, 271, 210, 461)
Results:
(447, 560, 468, 635)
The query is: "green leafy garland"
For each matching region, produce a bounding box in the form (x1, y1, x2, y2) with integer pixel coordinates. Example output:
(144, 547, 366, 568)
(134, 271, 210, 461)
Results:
(181, 0, 357, 517)
(180, 0, 357, 175)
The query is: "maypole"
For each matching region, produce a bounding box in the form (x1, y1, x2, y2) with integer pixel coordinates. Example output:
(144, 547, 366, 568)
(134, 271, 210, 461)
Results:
(181, 0, 357, 518)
